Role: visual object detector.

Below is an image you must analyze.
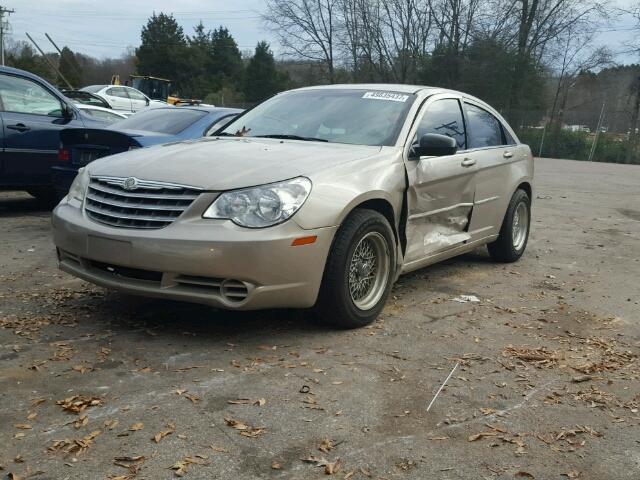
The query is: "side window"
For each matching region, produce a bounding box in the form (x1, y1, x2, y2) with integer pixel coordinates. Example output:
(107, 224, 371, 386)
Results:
(465, 103, 504, 148)
(107, 87, 128, 99)
(0, 74, 63, 117)
(415, 99, 466, 149)
(127, 88, 146, 101)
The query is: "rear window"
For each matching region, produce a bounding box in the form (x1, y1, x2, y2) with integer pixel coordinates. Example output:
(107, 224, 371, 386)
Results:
(110, 109, 208, 134)
(82, 85, 106, 93)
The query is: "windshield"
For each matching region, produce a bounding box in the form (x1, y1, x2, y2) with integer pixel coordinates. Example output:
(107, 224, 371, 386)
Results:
(221, 89, 416, 146)
(110, 108, 208, 134)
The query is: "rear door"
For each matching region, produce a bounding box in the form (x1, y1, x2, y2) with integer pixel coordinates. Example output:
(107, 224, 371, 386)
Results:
(104, 87, 132, 112)
(0, 72, 74, 186)
(463, 101, 515, 238)
(403, 96, 477, 266)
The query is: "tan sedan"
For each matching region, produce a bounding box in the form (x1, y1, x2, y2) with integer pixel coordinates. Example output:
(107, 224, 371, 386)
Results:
(52, 84, 533, 328)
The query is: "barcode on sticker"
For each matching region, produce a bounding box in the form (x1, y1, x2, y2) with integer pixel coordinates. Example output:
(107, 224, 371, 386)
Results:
(362, 91, 409, 102)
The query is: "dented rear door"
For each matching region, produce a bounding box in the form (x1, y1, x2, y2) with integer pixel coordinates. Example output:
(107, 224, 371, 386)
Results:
(403, 96, 477, 266)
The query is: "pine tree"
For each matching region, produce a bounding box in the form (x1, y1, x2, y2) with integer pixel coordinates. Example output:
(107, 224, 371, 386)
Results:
(243, 42, 288, 102)
(136, 13, 189, 94)
(58, 46, 83, 88)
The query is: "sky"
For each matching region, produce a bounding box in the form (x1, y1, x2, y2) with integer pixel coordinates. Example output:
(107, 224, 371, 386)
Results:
(7, 0, 274, 58)
(5, 0, 640, 64)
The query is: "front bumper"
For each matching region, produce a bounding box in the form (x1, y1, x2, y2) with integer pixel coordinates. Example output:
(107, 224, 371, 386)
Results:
(52, 202, 337, 310)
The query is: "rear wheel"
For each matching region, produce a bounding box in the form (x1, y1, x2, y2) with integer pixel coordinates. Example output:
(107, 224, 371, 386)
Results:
(315, 209, 396, 329)
(487, 189, 531, 262)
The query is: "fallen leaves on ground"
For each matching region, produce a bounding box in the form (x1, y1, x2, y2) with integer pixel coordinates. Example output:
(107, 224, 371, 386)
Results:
(56, 395, 103, 414)
(129, 422, 144, 432)
(48, 430, 101, 455)
(224, 417, 266, 438)
(503, 345, 559, 367)
(113, 455, 145, 478)
(153, 423, 175, 443)
(301, 455, 342, 475)
(169, 455, 209, 477)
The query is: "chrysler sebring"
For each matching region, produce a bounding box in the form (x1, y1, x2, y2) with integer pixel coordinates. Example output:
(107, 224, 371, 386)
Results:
(52, 85, 533, 328)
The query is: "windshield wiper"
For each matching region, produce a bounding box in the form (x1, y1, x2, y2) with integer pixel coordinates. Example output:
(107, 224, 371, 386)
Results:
(256, 134, 328, 142)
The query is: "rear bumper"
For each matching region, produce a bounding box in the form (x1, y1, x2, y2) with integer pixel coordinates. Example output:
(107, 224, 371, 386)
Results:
(52, 202, 336, 310)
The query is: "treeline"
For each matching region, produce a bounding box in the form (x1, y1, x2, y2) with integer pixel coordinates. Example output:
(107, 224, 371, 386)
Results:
(5, 13, 290, 105)
(135, 13, 288, 104)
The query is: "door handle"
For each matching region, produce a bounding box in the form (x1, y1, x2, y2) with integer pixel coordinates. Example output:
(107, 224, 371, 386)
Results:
(7, 123, 30, 132)
(503, 151, 513, 158)
(461, 157, 476, 167)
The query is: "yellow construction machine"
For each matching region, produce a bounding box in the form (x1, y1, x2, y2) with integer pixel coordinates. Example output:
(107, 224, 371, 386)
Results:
(110, 75, 202, 106)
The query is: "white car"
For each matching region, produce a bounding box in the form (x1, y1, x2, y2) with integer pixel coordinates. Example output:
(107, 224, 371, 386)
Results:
(81, 85, 167, 114)
(75, 104, 128, 123)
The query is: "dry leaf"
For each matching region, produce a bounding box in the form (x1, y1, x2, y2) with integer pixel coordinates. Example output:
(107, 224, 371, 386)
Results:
(324, 458, 341, 475)
(14, 424, 32, 430)
(153, 424, 175, 443)
(224, 417, 266, 438)
(56, 395, 103, 414)
(129, 422, 144, 431)
(515, 472, 535, 478)
(104, 419, 119, 430)
(74, 414, 88, 429)
(319, 439, 333, 453)
(468, 432, 498, 441)
(271, 461, 282, 470)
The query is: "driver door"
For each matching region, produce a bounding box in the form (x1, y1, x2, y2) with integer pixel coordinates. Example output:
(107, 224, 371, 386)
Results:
(0, 72, 73, 186)
(403, 96, 477, 266)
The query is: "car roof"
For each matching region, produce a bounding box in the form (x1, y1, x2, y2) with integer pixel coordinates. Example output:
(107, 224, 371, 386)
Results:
(294, 83, 441, 95)
(149, 106, 243, 114)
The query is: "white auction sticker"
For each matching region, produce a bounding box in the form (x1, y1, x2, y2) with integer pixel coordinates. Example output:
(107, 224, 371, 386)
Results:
(362, 91, 410, 102)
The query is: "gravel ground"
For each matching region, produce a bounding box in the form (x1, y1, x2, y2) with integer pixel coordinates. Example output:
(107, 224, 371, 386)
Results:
(1, 158, 639, 480)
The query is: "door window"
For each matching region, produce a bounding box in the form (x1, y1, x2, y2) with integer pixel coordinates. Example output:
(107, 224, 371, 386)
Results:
(0, 74, 63, 117)
(415, 98, 466, 149)
(465, 103, 504, 149)
(127, 88, 147, 102)
(106, 87, 129, 99)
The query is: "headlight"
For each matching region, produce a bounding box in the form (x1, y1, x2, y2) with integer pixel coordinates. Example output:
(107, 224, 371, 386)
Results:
(203, 177, 312, 228)
(67, 167, 90, 203)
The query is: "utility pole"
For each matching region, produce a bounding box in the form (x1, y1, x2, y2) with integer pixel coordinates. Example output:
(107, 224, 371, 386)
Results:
(588, 102, 606, 162)
(26, 32, 73, 88)
(0, 5, 15, 66)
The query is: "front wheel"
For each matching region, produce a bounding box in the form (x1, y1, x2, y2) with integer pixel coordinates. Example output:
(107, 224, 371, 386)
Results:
(315, 209, 396, 329)
(487, 189, 531, 262)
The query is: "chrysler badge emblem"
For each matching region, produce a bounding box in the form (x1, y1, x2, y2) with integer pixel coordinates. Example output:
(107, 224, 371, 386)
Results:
(123, 177, 138, 190)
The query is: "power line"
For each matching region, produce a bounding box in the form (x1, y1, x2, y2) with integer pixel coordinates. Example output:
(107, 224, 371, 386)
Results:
(0, 4, 15, 65)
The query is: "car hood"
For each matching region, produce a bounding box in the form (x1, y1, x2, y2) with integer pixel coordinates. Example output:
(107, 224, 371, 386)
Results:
(88, 137, 383, 190)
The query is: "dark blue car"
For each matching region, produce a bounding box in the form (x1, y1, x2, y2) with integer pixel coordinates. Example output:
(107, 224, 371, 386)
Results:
(0, 66, 108, 203)
(52, 106, 241, 197)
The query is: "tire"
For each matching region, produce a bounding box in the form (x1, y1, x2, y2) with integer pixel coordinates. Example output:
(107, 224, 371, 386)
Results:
(315, 209, 396, 329)
(487, 189, 531, 263)
(26, 187, 60, 207)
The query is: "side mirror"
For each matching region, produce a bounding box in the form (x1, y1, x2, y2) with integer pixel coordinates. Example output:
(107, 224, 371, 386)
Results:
(145, 98, 150, 106)
(415, 133, 457, 157)
(62, 103, 74, 119)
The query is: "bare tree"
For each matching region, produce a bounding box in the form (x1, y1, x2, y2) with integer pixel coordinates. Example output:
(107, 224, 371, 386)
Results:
(263, 0, 339, 83)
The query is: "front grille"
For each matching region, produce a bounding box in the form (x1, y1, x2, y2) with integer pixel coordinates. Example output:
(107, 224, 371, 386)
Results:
(85, 176, 202, 229)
